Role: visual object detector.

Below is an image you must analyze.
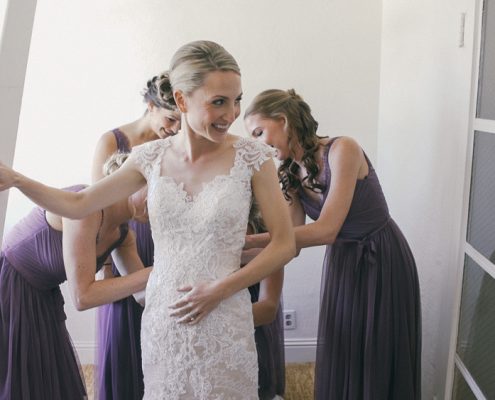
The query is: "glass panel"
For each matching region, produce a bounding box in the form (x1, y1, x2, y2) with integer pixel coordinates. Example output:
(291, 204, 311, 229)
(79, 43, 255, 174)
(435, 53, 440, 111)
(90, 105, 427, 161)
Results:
(477, 0, 495, 119)
(456, 255, 495, 398)
(452, 367, 478, 400)
(466, 131, 495, 260)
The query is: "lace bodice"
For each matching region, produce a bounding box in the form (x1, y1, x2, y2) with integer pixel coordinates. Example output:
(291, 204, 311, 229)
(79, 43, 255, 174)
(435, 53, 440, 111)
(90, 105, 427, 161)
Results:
(130, 136, 275, 399)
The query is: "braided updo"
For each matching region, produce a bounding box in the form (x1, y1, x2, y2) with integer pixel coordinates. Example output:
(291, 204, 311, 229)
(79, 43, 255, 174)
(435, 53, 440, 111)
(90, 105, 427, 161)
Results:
(142, 71, 177, 111)
(244, 89, 325, 201)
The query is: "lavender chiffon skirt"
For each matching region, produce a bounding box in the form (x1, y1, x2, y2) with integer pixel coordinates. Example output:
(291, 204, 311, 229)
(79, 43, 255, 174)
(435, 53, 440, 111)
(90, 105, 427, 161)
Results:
(96, 220, 152, 400)
(0, 254, 87, 399)
(315, 220, 421, 400)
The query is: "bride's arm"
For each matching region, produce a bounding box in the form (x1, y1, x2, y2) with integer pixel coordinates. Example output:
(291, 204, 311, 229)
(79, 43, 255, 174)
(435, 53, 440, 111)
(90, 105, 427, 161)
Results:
(219, 158, 295, 293)
(252, 268, 284, 327)
(0, 157, 146, 219)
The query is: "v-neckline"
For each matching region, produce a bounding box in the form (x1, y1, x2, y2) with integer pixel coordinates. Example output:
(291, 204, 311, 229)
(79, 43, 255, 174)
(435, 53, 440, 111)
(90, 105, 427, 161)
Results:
(157, 137, 244, 203)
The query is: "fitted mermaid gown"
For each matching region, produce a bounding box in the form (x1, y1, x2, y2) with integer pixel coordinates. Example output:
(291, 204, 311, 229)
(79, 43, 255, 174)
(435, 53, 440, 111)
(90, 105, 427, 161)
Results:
(130, 136, 274, 399)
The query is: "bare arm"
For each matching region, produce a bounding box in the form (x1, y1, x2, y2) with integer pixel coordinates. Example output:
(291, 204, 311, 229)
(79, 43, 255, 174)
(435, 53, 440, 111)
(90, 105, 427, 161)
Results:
(246, 137, 365, 250)
(243, 224, 284, 327)
(92, 131, 120, 277)
(169, 158, 296, 324)
(92, 131, 119, 182)
(245, 191, 306, 254)
(0, 155, 146, 219)
(62, 215, 151, 311)
(217, 158, 295, 296)
(252, 268, 284, 327)
(111, 230, 151, 306)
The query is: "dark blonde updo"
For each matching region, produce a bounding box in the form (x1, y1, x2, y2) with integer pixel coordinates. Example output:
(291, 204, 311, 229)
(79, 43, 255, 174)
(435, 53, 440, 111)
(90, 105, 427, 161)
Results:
(142, 70, 177, 111)
(244, 89, 325, 201)
(169, 40, 240, 96)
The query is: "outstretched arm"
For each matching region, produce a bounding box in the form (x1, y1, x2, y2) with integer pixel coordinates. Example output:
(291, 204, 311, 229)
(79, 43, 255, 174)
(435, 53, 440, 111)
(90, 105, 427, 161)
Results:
(0, 156, 145, 219)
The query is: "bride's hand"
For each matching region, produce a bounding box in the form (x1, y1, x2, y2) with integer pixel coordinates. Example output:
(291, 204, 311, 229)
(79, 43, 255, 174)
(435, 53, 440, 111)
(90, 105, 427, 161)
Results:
(168, 281, 225, 325)
(0, 162, 18, 191)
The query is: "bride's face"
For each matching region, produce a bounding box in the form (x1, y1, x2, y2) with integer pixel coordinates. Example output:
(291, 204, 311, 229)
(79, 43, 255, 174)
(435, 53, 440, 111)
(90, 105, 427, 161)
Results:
(179, 71, 242, 143)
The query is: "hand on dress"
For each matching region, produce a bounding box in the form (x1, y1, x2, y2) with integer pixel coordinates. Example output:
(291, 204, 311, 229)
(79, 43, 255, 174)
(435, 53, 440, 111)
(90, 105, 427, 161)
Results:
(168, 281, 225, 325)
(0, 162, 18, 191)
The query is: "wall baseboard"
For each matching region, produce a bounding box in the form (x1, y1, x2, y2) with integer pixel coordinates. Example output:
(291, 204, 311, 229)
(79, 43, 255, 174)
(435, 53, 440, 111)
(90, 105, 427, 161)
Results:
(74, 341, 97, 365)
(75, 338, 317, 365)
(284, 338, 317, 363)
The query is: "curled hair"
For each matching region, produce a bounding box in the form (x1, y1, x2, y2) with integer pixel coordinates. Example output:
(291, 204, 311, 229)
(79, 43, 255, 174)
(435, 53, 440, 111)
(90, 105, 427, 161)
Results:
(244, 89, 325, 201)
(142, 70, 177, 111)
(102, 152, 130, 176)
(169, 40, 240, 95)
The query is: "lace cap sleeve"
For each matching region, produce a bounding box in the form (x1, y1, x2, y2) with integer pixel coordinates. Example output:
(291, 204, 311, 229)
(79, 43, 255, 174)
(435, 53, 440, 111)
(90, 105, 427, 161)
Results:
(128, 140, 165, 181)
(236, 137, 276, 173)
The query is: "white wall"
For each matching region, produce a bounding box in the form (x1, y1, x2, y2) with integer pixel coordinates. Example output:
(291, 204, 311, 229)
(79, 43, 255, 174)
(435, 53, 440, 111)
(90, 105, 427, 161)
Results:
(2, 0, 383, 364)
(0, 0, 36, 243)
(378, 1, 475, 398)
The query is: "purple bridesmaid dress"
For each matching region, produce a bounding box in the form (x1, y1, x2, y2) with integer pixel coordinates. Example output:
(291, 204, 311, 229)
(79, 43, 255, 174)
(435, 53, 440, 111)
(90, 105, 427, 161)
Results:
(96, 129, 154, 400)
(248, 284, 285, 399)
(0, 185, 129, 400)
(299, 139, 421, 400)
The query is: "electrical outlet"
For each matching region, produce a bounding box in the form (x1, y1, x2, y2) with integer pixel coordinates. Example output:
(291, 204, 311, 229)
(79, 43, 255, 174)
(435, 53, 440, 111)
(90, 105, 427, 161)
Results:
(283, 309, 296, 330)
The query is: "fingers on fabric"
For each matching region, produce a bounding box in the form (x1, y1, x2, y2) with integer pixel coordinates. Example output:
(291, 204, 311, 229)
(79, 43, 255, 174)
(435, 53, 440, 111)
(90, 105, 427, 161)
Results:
(178, 311, 203, 325)
(177, 285, 193, 293)
(169, 300, 194, 315)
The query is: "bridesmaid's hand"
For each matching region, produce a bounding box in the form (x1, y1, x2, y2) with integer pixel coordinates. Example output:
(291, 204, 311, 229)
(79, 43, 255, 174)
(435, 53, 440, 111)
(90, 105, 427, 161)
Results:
(241, 248, 263, 265)
(168, 281, 225, 325)
(243, 232, 270, 250)
(243, 234, 256, 250)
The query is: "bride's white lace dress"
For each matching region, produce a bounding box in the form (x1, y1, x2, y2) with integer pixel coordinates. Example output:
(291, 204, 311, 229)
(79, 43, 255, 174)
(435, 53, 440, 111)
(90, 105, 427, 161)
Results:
(130, 136, 274, 399)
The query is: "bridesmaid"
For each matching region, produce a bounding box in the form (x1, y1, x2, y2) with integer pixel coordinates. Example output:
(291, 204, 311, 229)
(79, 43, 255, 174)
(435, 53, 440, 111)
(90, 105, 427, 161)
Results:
(244, 89, 421, 400)
(92, 71, 180, 400)
(0, 153, 151, 400)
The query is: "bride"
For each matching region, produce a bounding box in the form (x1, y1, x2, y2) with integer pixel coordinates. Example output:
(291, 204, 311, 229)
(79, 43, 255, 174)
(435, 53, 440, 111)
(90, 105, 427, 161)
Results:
(0, 40, 295, 399)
